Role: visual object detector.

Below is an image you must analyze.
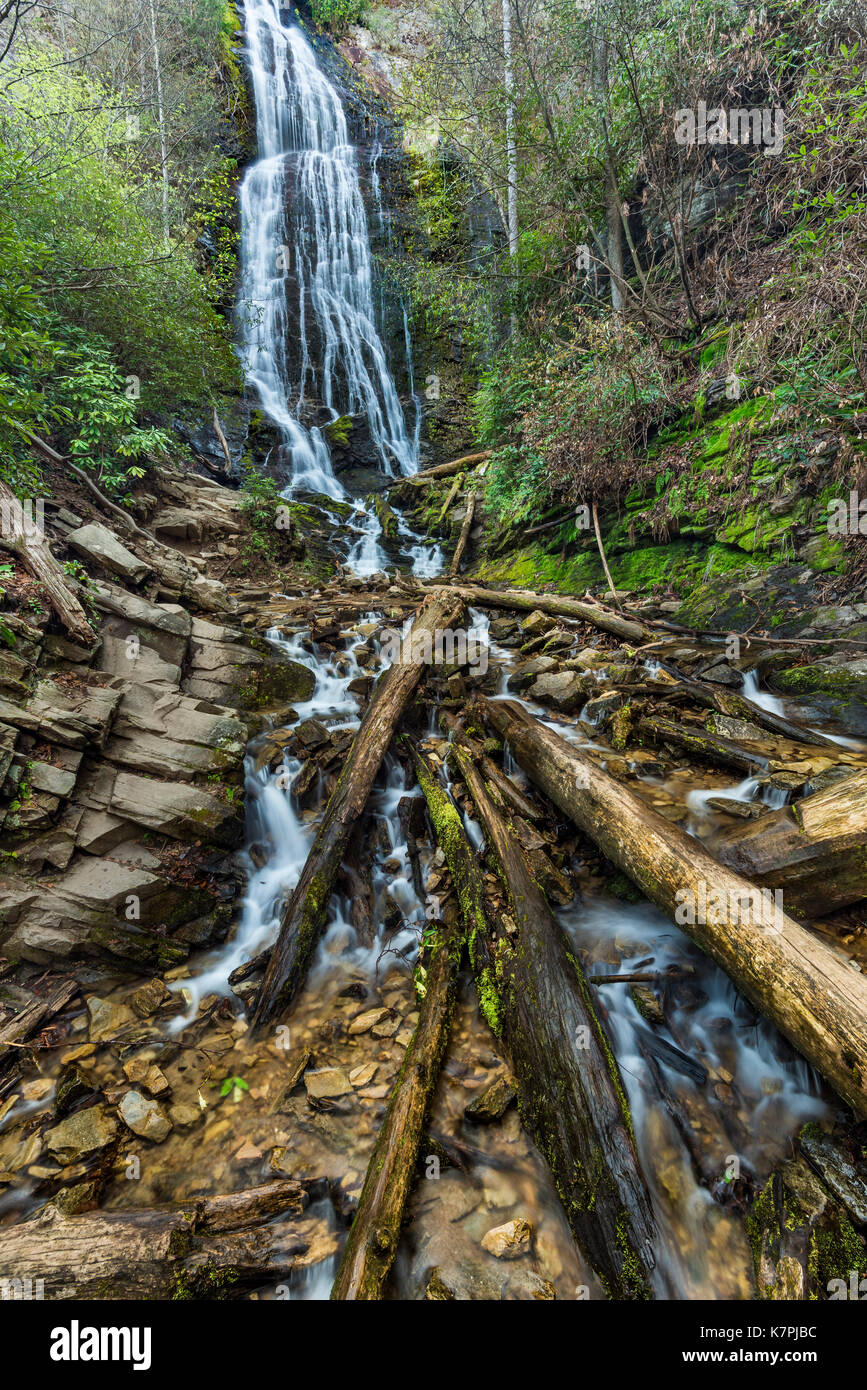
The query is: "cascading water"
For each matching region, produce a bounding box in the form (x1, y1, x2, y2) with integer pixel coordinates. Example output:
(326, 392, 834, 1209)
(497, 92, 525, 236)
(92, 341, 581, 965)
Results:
(238, 1, 418, 524)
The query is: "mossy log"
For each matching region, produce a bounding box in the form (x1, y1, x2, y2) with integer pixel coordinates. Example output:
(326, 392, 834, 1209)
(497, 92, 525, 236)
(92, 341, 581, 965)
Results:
(251, 589, 465, 1029)
(637, 714, 771, 774)
(448, 490, 476, 578)
(714, 769, 867, 916)
(330, 898, 463, 1298)
(411, 451, 491, 482)
(0, 1180, 334, 1299)
(480, 696, 867, 1119)
(667, 670, 838, 750)
(425, 580, 654, 644)
(411, 740, 657, 1297)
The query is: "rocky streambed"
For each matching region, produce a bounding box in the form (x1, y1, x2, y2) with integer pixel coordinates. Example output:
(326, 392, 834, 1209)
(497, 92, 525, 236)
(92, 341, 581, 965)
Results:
(1, 465, 867, 1301)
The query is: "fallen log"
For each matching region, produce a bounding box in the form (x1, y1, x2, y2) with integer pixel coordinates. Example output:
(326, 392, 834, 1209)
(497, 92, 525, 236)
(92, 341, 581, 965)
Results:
(251, 589, 465, 1028)
(448, 491, 476, 578)
(412, 451, 492, 482)
(425, 580, 654, 644)
(713, 769, 867, 917)
(413, 738, 657, 1296)
(0, 1180, 335, 1299)
(0, 978, 79, 1076)
(662, 668, 838, 750)
(479, 696, 867, 1119)
(331, 834, 463, 1296)
(0, 483, 97, 647)
(436, 472, 463, 525)
(637, 714, 771, 775)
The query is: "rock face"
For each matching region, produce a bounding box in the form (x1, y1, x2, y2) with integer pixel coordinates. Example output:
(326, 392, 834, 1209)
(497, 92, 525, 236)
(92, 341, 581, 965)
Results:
(0, 478, 292, 970)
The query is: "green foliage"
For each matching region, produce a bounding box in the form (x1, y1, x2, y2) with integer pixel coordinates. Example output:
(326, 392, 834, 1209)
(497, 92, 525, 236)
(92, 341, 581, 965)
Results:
(53, 334, 173, 493)
(309, 0, 365, 37)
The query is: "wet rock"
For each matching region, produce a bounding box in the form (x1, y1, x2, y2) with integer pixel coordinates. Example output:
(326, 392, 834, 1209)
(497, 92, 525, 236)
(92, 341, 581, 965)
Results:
(506, 655, 558, 692)
(349, 1062, 378, 1087)
(583, 690, 624, 724)
(66, 522, 150, 584)
(701, 662, 742, 688)
(708, 714, 764, 741)
(528, 670, 587, 712)
(54, 1064, 95, 1117)
(348, 1007, 390, 1035)
(296, 718, 330, 749)
(87, 995, 135, 1043)
(54, 1178, 102, 1216)
(799, 1128, 867, 1225)
(424, 1267, 457, 1300)
(118, 1090, 172, 1142)
(520, 610, 556, 638)
(463, 1072, 517, 1123)
(481, 1217, 532, 1260)
(168, 1103, 201, 1128)
(44, 1105, 118, 1163)
(304, 1067, 352, 1100)
(127, 977, 172, 1018)
(267, 1047, 312, 1113)
(629, 984, 665, 1026)
(705, 796, 764, 818)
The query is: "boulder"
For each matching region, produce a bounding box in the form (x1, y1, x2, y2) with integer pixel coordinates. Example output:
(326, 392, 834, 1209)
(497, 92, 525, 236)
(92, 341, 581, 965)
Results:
(66, 523, 150, 584)
(527, 670, 587, 712)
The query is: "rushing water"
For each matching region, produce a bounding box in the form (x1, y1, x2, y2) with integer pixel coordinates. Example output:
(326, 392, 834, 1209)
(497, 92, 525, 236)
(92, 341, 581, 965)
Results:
(238, 0, 419, 514)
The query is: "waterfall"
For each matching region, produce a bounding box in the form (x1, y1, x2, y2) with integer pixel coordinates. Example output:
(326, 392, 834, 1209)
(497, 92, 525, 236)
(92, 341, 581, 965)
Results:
(237, 1, 417, 499)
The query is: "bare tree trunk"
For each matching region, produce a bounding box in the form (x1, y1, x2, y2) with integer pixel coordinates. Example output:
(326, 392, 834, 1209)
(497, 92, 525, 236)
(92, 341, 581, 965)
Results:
(147, 0, 170, 251)
(449, 491, 476, 578)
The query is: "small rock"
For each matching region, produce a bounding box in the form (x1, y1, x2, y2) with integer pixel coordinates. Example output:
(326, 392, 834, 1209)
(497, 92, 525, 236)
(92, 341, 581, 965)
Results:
(118, 1090, 172, 1143)
(304, 1067, 352, 1100)
(87, 995, 135, 1043)
(168, 1103, 200, 1128)
(347, 1007, 389, 1036)
(481, 1218, 533, 1260)
(349, 1063, 378, 1087)
(44, 1105, 118, 1163)
(128, 978, 172, 1019)
(464, 1072, 518, 1124)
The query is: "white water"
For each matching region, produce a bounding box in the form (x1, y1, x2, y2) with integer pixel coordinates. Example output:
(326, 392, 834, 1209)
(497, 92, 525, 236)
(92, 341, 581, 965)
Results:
(237, 1, 425, 574)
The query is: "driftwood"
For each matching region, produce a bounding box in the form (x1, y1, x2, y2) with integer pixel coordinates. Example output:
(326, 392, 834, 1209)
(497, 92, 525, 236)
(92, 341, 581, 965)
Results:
(412, 738, 656, 1296)
(713, 769, 867, 917)
(0, 1180, 335, 1299)
(0, 482, 97, 647)
(637, 714, 771, 775)
(331, 890, 463, 1296)
(448, 491, 476, 578)
(426, 580, 654, 644)
(479, 696, 867, 1119)
(251, 589, 465, 1028)
(412, 451, 492, 483)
